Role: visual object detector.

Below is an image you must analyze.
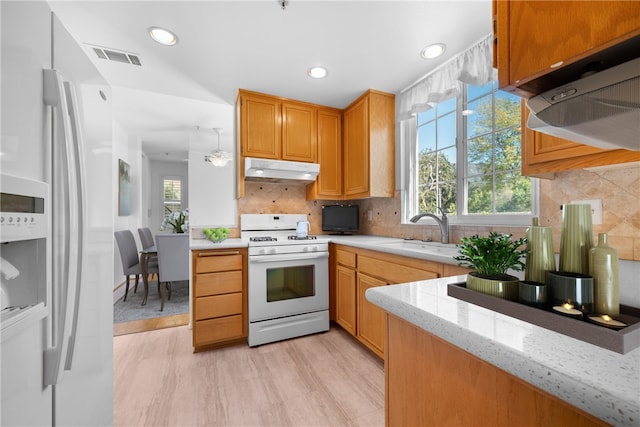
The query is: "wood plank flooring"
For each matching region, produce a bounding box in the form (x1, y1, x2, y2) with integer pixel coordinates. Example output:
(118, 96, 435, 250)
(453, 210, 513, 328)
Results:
(113, 313, 190, 336)
(114, 325, 385, 427)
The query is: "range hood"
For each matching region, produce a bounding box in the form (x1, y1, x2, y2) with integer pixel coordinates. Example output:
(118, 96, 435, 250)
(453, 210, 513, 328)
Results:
(526, 56, 640, 151)
(244, 157, 320, 183)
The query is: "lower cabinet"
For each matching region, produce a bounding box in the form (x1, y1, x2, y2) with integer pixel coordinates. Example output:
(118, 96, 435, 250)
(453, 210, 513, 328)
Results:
(191, 247, 248, 352)
(386, 315, 608, 427)
(331, 244, 445, 358)
(356, 273, 387, 357)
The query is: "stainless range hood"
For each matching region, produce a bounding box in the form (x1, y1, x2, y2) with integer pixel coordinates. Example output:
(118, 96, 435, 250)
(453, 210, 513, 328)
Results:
(244, 157, 320, 183)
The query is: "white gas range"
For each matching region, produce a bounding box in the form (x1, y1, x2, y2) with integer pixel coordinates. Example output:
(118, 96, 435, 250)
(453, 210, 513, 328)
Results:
(241, 214, 330, 347)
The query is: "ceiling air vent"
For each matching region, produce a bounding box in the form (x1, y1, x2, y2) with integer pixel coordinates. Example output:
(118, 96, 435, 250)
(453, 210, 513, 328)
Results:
(87, 45, 142, 66)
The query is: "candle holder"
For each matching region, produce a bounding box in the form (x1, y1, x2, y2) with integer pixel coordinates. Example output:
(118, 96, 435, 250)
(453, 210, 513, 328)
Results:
(552, 301, 583, 319)
(518, 281, 548, 309)
(587, 314, 627, 329)
(547, 271, 594, 314)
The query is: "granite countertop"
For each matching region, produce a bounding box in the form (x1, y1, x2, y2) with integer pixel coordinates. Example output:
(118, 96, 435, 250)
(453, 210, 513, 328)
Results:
(190, 238, 248, 250)
(366, 275, 640, 427)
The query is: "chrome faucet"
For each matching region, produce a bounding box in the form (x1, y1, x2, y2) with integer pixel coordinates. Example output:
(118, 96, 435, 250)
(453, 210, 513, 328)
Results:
(409, 208, 449, 244)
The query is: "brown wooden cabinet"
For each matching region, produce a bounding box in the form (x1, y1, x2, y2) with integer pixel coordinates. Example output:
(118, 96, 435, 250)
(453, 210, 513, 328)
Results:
(342, 90, 395, 200)
(520, 101, 640, 177)
(331, 244, 443, 358)
(493, 1, 640, 176)
(238, 90, 316, 163)
(306, 107, 343, 200)
(356, 273, 387, 357)
(386, 314, 608, 427)
(494, 0, 640, 96)
(191, 247, 248, 352)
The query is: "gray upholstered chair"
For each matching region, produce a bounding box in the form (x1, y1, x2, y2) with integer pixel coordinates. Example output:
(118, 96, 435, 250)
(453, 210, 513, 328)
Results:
(138, 227, 155, 249)
(114, 230, 158, 304)
(155, 234, 190, 311)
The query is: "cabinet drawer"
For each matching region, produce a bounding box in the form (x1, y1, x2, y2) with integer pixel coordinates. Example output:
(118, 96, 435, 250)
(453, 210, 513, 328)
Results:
(195, 293, 243, 321)
(195, 252, 242, 274)
(195, 270, 243, 297)
(359, 255, 439, 284)
(194, 314, 244, 345)
(336, 248, 357, 268)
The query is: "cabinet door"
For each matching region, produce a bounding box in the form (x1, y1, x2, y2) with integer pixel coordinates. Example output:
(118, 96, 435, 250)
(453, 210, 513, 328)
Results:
(336, 265, 357, 336)
(240, 93, 281, 159)
(507, 1, 640, 86)
(357, 273, 386, 358)
(308, 108, 342, 199)
(282, 101, 317, 162)
(521, 102, 640, 176)
(343, 96, 370, 198)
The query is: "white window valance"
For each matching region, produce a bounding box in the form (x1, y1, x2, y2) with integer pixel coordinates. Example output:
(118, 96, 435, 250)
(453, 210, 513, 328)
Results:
(398, 34, 496, 120)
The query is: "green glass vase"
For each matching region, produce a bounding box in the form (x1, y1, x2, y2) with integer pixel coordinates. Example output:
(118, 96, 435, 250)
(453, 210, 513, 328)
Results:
(525, 217, 556, 284)
(559, 204, 593, 275)
(589, 233, 619, 316)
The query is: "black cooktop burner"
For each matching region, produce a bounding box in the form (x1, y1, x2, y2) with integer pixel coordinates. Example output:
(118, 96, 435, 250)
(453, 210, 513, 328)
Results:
(249, 236, 277, 242)
(287, 235, 317, 240)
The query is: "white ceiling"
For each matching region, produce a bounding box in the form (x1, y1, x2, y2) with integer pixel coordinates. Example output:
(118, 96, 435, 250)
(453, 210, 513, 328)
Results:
(49, 0, 491, 161)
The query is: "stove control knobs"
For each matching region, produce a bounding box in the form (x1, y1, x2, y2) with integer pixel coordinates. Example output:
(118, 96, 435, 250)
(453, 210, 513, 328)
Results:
(269, 247, 277, 254)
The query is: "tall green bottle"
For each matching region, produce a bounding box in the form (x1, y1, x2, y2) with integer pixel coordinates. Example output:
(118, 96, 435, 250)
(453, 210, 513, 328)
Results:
(589, 233, 619, 316)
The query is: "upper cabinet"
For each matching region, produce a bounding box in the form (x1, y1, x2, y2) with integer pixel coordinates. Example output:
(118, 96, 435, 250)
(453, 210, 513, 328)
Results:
(306, 107, 343, 200)
(342, 90, 395, 200)
(494, 1, 640, 176)
(238, 90, 316, 162)
(494, 0, 640, 96)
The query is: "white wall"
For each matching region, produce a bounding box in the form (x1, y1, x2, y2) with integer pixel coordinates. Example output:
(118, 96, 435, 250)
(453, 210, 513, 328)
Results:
(148, 159, 189, 233)
(112, 121, 143, 289)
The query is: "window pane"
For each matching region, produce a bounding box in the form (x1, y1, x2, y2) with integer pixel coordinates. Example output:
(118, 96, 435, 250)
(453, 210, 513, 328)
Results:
(494, 126, 522, 172)
(417, 108, 435, 125)
(468, 82, 493, 101)
(466, 95, 492, 138)
(467, 175, 493, 214)
(438, 97, 456, 115)
(494, 172, 532, 213)
(495, 91, 521, 131)
(467, 134, 493, 176)
(418, 121, 436, 153)
(437, 112, 456, 148)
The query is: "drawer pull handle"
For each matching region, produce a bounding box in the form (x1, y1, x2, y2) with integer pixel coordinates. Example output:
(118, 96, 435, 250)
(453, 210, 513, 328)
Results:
(199, 251, 240, 257)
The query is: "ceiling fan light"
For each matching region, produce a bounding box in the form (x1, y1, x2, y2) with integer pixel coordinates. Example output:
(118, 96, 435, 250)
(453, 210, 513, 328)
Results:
(421, 43, 446, 59)
(308, 66, 328, 79)
(205, 151, 232, 167)
(149, 27, 178, 46)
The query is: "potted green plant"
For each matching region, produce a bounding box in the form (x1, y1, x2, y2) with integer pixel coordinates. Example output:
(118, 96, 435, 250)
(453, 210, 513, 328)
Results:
(453, 232, 527, 301)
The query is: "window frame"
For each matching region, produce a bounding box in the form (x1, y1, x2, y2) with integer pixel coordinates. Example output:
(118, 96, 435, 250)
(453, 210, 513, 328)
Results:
(401, 82, 538, 227)
(162, 176, 183, 217)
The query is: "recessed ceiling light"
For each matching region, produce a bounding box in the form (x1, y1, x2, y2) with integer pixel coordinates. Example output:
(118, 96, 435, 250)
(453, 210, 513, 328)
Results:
(149, 27, 178, 46)
(308, 66, 328, 79)
(421, 43, 446, 59)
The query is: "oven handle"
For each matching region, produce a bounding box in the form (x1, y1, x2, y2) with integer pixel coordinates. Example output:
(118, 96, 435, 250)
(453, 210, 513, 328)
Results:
(249, 252, 329, 264)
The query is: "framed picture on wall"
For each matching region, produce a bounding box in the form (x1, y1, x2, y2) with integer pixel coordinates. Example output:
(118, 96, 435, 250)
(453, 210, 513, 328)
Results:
(118, 159, 131, 216)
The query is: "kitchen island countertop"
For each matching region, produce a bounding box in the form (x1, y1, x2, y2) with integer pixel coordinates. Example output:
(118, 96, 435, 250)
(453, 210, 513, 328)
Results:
(366, 275, 640, 427)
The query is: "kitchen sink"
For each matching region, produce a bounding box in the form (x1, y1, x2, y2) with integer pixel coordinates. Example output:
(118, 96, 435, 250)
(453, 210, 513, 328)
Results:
(378, 240, 459, 256)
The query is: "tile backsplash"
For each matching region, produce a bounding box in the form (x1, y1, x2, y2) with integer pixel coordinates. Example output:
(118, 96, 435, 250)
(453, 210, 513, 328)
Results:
(232, 163, 640, 261)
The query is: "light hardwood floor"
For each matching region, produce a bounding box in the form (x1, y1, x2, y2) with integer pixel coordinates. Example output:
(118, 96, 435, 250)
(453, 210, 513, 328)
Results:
(114, 325, 385, 427)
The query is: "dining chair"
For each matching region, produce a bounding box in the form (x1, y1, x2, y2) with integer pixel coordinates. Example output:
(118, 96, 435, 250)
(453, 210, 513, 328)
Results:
(155, 234, 190, 311)
(114, 230, 158, 303)
(138, 227, 155, 249)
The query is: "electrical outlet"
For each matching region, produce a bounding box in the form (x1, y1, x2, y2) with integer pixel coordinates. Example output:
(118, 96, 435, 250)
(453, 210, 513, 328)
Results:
(367, 210, 373, 222)
(571, 199, 602, 225)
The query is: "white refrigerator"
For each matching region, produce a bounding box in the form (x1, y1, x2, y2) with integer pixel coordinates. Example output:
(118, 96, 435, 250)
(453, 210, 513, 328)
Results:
(1, 1, 114, 425)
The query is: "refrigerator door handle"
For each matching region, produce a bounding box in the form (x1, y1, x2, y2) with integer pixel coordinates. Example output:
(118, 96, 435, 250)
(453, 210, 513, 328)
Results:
(42, 69, 80, 386)
(62, 81, 86, 371)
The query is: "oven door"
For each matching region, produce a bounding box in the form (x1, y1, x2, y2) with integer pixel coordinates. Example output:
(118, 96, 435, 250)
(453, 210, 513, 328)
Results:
(248, 251, 329, 322)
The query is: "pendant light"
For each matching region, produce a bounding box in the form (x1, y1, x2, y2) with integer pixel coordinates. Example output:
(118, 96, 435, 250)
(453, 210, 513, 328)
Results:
(202, 127, 232, 167)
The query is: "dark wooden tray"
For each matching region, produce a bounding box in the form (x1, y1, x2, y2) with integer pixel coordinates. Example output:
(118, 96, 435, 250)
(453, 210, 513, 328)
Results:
(447, 282, 640, 354)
